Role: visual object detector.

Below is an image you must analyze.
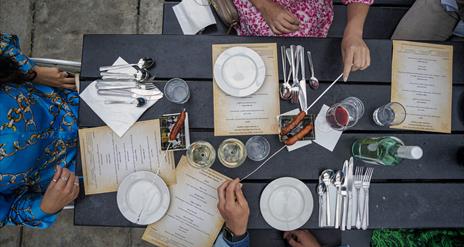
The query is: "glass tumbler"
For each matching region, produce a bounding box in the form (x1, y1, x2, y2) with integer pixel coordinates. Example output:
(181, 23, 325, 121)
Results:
(164, 78, 190, 104)
(372, 102, 406, 127)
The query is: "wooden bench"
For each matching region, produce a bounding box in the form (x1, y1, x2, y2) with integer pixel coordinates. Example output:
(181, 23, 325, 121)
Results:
(162, 1, 413, 39)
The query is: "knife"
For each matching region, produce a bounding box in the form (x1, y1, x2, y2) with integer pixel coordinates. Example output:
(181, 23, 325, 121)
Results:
(346, 157, 354, 230)
(297, 46, 307, 112)
(340, 160, 349, 230)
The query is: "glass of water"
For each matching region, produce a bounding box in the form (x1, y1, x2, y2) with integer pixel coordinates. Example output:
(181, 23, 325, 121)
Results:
(372, 102, 406, 127)
(246, 136, 270, 161)
(326, 97, 365, 131)
(164, 78, 190, 104)
(218, 138, 247, 168)
(186, 141, 216, 169)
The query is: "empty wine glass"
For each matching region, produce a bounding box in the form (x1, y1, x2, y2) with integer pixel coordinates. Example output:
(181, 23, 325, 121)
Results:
(164, 78, 190, 104)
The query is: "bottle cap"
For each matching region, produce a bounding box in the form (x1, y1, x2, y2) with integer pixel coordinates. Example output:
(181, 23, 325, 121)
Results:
(397, 146, 423, 160)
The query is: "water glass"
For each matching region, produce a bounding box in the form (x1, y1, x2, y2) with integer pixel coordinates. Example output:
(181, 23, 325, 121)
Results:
(218, 138, 247, 168)
(246, 136, 270, 161)
(372, 102, 406, 126)
(164, 78, 190, 104)
(186, 141, 216, 169)
(326, 97, 365, 131)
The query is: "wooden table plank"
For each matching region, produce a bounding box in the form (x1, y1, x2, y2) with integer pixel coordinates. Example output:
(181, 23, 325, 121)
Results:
(78, 80, 464, 132)
(163, 3, 408, 39)
(74, 182, 464, 229)
(80, 34, 464, 84)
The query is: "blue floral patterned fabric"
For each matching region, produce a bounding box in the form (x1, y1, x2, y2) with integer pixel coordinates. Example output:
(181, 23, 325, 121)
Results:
(0, 33, 79, 228)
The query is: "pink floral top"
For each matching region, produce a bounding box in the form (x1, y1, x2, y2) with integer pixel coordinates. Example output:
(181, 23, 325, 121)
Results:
(233, 0, 373, 37)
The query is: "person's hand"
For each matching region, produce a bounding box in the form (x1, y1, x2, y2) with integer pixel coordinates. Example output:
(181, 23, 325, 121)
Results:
(341, 34, 370, 82)
(283, 230, 321, 247)
(257, 0, 300, 35)
(217, 178, 249, 236)
(40, 166, 80, 214)
(32, 66, 76, 90)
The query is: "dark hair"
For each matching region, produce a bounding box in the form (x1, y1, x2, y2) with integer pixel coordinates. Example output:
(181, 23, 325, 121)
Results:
(0, 57, 27, 84)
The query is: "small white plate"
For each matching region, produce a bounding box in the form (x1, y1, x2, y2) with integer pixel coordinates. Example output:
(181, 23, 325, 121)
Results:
(260, 177, 313, 231)
(213, 47, 266, 97)
(117, 171, 170, 225)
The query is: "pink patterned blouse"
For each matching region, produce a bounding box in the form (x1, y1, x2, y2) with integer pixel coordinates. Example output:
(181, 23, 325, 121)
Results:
(233, 0, 373, 37)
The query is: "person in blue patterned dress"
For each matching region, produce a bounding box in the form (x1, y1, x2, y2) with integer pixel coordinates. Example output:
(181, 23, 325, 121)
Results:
(0, 33, 79, 228)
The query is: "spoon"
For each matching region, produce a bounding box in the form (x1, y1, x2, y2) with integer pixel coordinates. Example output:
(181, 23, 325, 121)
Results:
(321, 169, 334, 226)
(280, 46, 292, 100)
(100, 69, 154, 84)
(333, 170, 344, 229)
(307, 51, 319, 90)
(104, 97, 146, 107)
(317, 182, 327, 227)
(99, 57, 155, 71)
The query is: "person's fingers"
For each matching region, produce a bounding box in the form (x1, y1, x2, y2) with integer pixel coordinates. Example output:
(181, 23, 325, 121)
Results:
(280, 19, 299, 32)
(275, 22, 293, 34)
(59, 71, 68, 78)
(51, 166, 63, 185)
(342, 48, 354, 82)
(287, 238, 304, 247)
(353, 49, 363, 72)
(283, 231, 294, 240)
(361, 48, 371, 70)
(71, 177, 80, 200)
(283, 11, 300, 25)
(64, 172, 76, 195)
(225, 178, 239, 208)
(234, 182, 248, 208)
(61, 83, 77, 90)
(270, 25, 282, 35)
(56, 168, 70, 189)
(217, 180, 229, 211)
(62, 77, 75, 84)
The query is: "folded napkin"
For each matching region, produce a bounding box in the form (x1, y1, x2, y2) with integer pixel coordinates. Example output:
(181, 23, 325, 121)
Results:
(79, 57, 163, 137)
(173, 0, 216, 35)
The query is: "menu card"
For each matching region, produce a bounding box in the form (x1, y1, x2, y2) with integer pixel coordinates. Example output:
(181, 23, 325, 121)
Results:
(142, 156, 229, 247)
(212, 43, 280, 136)
(79, 119, 176, 195)
(391, 41, 453, 133)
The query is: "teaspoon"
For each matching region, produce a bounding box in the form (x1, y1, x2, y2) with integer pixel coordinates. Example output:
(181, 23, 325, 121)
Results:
(307, 51, 319, 90)
(99, 57, 155, 71)
(321, 169, 334, 226)
(317, 182, 327, 227)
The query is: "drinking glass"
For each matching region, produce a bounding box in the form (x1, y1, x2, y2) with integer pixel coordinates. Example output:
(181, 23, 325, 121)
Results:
(164, 78, 190, 104)
(218, 138, 247, 168)
(246, 136, 270, 161)
(326, 97, 364, 131)
(186, 141, 216, 169)
(372, 102, 406, 127)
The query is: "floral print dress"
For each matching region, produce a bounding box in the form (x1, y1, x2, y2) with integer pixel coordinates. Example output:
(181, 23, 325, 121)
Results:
(233, 0, 374, 37)
(0, 33, 78, 228)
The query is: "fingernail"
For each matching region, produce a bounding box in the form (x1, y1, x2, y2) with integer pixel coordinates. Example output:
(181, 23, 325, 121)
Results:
(239, 183, 243, 188)
(343, 77, 347, 82)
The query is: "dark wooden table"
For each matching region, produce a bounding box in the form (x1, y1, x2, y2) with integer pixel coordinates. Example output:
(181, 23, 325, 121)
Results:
(76, 34, 464, 246)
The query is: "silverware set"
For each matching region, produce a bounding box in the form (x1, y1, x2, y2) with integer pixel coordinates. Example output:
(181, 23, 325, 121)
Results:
(318, 157, 374, 230)
(97, 57, 161, 107)
(280, 45, 319, 110)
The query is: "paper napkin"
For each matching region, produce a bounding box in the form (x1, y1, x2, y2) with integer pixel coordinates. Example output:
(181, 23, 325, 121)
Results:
(314, 105, 343, 152)
(79, 57, 163, 137)
(173, 0, 216, 35)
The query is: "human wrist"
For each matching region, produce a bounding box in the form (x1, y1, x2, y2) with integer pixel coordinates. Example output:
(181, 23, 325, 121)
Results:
(225, 224, 247, 236)
(343, 24, 363, 39)
(250, 0, 271, 12)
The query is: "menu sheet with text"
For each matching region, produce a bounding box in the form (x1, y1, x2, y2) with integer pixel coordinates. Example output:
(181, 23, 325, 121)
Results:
(213, 43, 280, 136)
(142, 156, 229, 247)
(79, 119, 176, 195)
(391, 41, 453, 133)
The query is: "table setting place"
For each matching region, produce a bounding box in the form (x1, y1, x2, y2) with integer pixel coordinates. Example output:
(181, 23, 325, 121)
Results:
(77, 39, 455, 247)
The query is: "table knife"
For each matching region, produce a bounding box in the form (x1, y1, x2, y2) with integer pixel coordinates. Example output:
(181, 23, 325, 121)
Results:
(297, 46, 307, 112)
(346, 157, 354, 230)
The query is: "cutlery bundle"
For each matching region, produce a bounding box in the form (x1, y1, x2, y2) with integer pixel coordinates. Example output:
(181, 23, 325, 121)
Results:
(318, 157, 374, 230)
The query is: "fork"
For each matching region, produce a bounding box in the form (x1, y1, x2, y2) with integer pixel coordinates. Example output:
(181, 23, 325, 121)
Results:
(361, 167, 374, 230)
(289, 45, 300, 104)
(354, 166, 363, 229)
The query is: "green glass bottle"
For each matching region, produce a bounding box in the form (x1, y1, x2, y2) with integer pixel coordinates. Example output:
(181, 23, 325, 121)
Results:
(352, 137, 423, 166)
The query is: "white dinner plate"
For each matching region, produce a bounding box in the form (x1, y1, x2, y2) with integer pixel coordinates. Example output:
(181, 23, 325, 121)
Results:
(213, 46, 266, 97)
(117, 171, 170, 225)
(260, 177, 313, 231)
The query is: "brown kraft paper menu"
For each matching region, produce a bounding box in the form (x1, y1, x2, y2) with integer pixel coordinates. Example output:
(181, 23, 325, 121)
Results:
(212, 43, 280, 136)
(142, 156, 230, 247)
(391, 41, 453, 133)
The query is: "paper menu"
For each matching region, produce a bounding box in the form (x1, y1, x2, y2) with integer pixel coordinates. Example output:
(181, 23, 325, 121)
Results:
(142, 156, 229, 247)
(213, 43, 280, 136)
(79, 119, 176, 195)
(391, 41, 453, 133)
